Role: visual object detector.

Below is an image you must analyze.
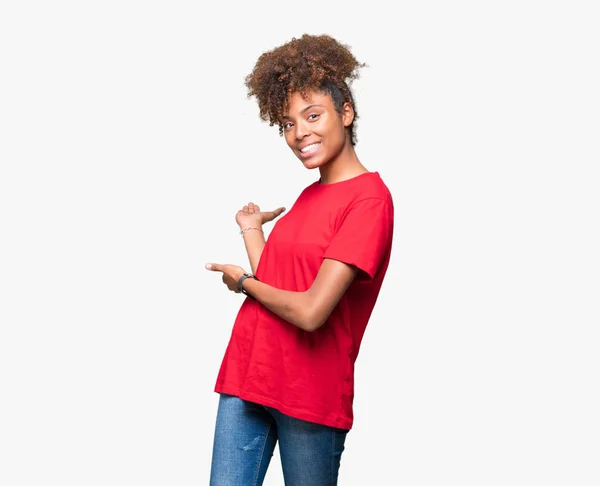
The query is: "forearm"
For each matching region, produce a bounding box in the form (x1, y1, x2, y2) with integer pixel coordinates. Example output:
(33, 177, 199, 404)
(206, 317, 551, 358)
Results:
(242, 279, 315, 331)
(241, 227, 266, 274)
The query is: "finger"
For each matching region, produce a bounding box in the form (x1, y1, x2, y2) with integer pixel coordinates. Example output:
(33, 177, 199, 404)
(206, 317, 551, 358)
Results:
(243, 205, 249, 213)
(205, 263, 223, 272)
(264, 207, 286, 221)
(248, 202, 255, 214)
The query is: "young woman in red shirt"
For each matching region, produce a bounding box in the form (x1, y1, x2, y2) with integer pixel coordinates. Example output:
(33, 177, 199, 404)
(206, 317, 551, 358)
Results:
(206, 34, 394, 486)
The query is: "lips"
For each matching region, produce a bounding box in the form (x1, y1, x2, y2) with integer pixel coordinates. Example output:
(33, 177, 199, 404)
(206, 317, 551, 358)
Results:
(298, 142, 321, 158)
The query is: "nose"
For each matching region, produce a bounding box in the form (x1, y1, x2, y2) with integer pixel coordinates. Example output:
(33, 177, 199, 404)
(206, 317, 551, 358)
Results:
(294, 120, 310, 140)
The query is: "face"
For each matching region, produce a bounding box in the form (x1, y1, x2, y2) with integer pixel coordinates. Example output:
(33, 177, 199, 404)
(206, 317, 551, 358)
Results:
(281, 90, 354, 169)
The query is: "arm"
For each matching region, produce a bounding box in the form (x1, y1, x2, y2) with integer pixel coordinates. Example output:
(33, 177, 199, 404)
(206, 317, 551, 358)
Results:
(239, 198, 393, 329)
(209, 199, 392, 330)
(236, 202, 285, 274)
(242, 258, 359, 332)
(205, 259, 358, 332)
(241, 228, 265, 274)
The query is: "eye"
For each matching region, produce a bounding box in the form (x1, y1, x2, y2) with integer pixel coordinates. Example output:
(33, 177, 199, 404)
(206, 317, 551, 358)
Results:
(308, 113, 320, 121)
(283, 122, 293, 130)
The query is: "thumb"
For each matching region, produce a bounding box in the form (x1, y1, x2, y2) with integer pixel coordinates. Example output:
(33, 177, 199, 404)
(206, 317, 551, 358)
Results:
(205, 263, 223, 272)
(266, 207, 286, 220)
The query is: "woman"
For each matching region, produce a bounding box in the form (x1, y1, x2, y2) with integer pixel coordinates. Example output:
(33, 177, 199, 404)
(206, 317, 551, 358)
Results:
(205, 34, 394, 485)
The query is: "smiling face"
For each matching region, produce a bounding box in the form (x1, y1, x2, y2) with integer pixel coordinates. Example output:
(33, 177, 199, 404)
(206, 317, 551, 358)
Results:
(281, 89, 354, 169)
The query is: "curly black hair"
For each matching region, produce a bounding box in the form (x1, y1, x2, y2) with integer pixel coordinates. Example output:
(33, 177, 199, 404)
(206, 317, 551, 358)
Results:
(245, 34, 367, 146)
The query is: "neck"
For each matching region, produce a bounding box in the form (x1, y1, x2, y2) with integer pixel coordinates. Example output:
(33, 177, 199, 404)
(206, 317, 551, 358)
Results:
(318, 140, 368, 185)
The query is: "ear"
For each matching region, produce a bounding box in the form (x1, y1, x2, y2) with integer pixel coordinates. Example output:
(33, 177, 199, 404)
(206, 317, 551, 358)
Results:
(341, 101, 355, 127)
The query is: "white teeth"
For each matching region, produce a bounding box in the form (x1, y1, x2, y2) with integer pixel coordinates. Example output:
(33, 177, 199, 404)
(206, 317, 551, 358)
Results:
(300, 143, 320, 153)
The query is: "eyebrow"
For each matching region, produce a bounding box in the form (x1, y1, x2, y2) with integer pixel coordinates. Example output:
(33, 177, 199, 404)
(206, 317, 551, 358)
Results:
(281, 104, 324, 120)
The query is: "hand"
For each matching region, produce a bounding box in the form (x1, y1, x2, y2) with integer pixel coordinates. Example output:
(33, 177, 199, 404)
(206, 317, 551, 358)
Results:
(235, 202, 286, 229)
(205, 263, 247, 293)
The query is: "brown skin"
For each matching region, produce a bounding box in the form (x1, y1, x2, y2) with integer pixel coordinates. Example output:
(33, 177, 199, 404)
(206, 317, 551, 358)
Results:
(206, 89, 368, 332)
(282, 90, 368, 184)
(235, 202, 285, 274)
(205, 260, 358, 332)
(244, 33, 366, 146)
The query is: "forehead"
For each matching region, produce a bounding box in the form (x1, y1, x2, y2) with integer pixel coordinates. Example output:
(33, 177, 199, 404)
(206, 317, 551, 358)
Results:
(283, 90, 332, 115)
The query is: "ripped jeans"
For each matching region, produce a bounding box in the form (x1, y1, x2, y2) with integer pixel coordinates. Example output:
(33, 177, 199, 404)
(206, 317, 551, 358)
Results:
(209, 393, 349, 486)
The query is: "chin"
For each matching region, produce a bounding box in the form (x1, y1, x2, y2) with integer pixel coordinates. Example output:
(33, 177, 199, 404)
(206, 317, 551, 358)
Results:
(301, 161, 317, 169)
(301, 157, 327, 170)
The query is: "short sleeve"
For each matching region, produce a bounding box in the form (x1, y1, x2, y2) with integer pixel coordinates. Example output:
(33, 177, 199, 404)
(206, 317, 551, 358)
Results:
(322, 198, 394, 280)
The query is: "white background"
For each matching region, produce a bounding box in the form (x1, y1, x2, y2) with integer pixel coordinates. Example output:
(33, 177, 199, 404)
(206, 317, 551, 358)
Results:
(1, 1, 599, 485)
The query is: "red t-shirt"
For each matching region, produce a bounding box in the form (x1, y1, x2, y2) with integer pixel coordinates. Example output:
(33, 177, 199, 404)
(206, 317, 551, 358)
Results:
(214, 171, 394, 430)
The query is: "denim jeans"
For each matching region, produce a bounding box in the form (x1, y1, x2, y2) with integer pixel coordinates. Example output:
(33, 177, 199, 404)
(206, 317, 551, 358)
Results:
(210, 393, 349, 486)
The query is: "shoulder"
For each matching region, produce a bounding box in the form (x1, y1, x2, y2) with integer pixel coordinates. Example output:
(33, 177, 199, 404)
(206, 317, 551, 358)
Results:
(350, 172, 393, 208)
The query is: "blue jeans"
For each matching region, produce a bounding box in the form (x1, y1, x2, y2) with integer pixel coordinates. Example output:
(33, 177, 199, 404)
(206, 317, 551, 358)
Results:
(210, 393, 349, 485)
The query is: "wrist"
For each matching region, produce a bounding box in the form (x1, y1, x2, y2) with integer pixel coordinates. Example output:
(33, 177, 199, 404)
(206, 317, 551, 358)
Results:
(240, 226, 264, 236)
(238, 222, 262, 229)
(237, 272, 259, 298)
